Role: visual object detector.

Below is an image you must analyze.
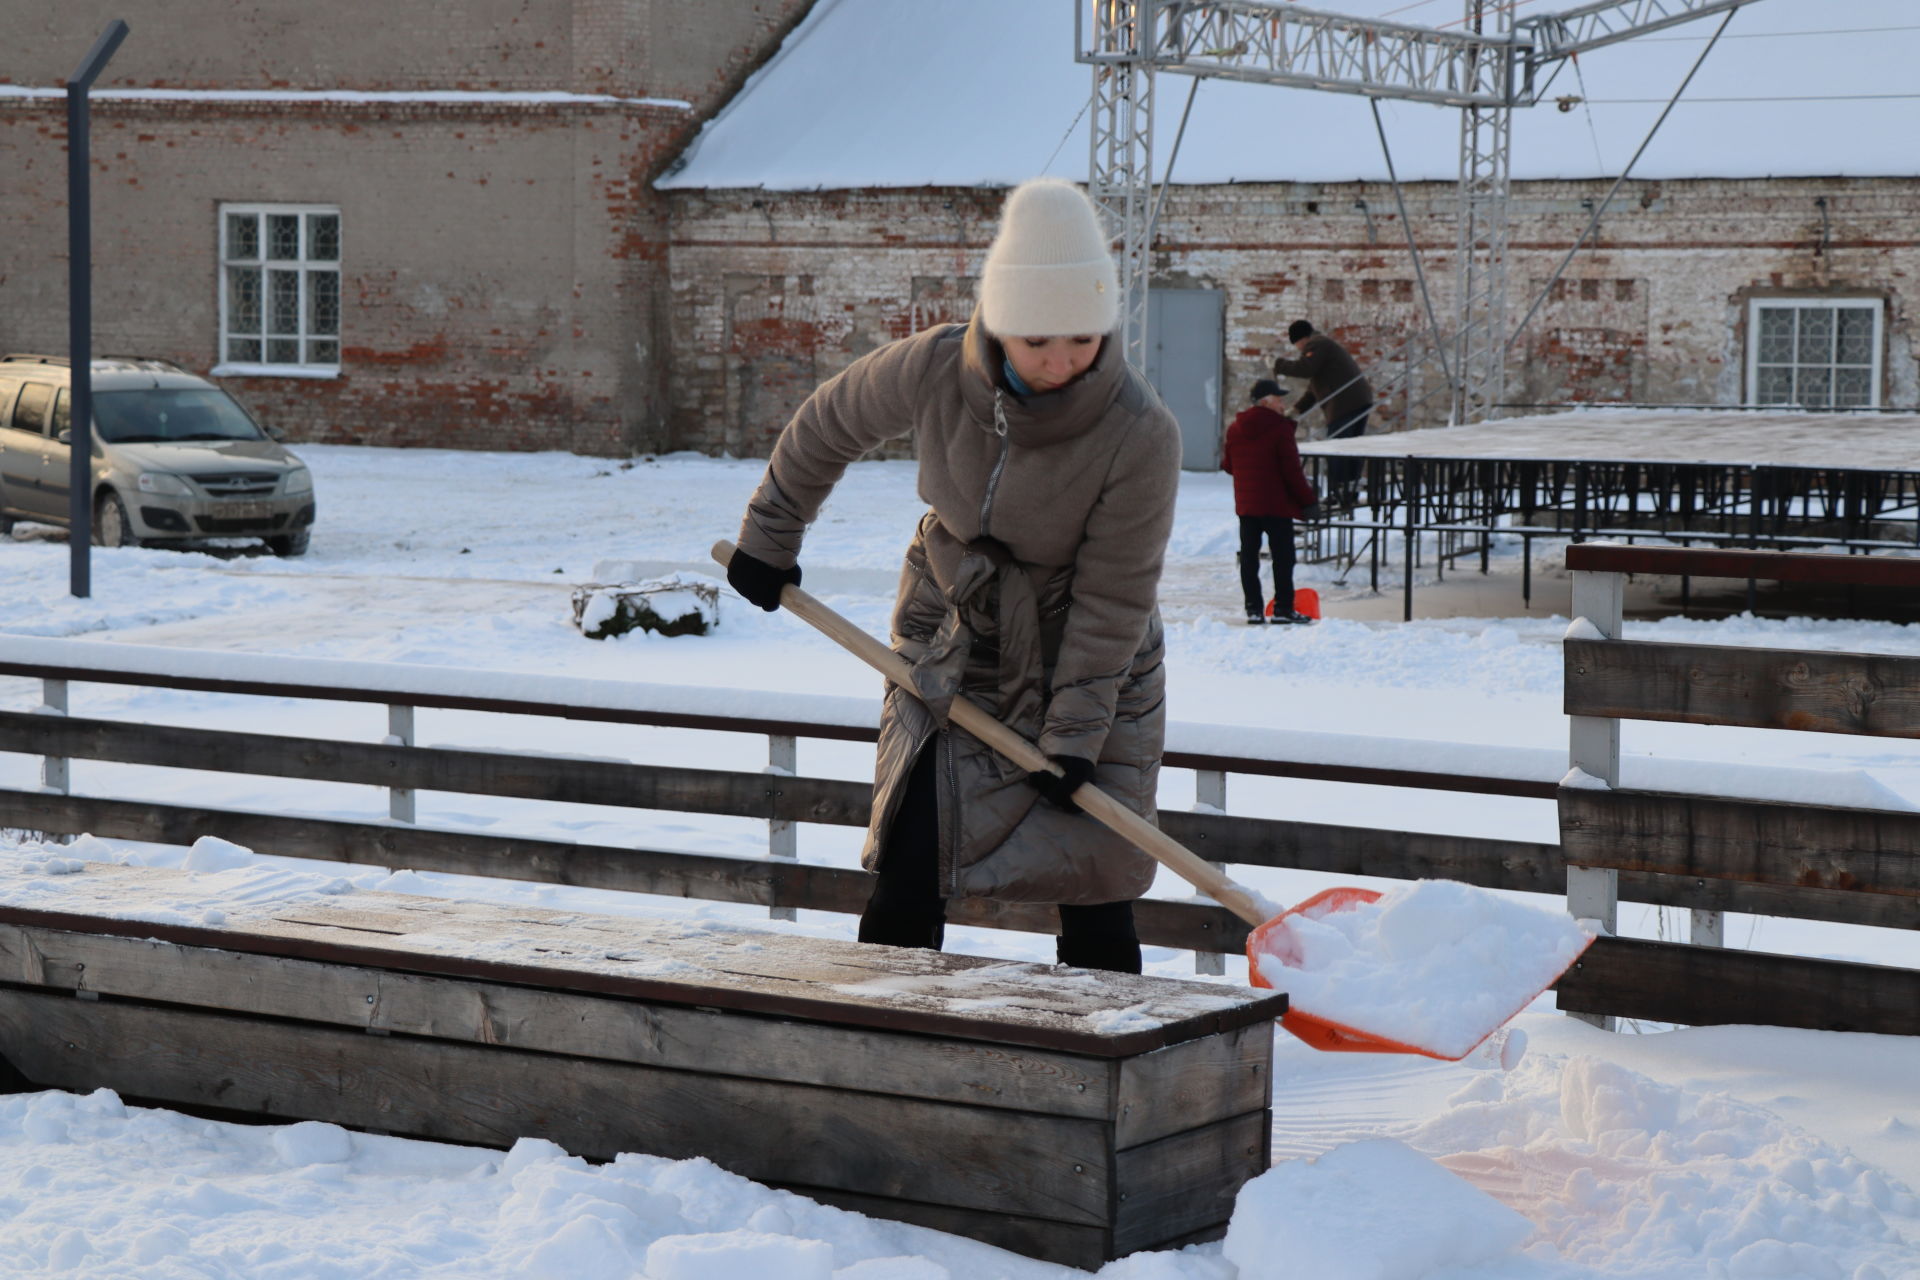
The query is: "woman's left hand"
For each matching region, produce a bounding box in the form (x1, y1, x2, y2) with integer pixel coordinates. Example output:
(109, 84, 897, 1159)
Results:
(1027, 755, 1097, 813)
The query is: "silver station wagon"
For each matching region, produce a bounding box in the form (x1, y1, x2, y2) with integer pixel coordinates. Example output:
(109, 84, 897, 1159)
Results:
(0, 354, 315, 556)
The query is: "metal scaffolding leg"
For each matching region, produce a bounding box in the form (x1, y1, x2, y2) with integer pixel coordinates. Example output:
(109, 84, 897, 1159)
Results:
(1086, 2, 1155, 371)
(1451, 0, 1514, 426)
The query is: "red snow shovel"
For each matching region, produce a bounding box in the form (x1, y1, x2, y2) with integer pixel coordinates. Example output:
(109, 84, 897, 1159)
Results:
(711, 541, 1559, 1062)
(1265, 588, 1321, 621)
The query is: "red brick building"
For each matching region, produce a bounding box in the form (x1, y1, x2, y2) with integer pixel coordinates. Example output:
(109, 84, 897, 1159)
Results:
(1, 0, 811, 455)
(654, 1, 1920, 467)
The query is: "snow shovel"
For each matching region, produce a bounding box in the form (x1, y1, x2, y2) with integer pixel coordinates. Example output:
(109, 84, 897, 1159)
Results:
(1264, 588, 1322, 623)
(710, 541, 1574, 1063)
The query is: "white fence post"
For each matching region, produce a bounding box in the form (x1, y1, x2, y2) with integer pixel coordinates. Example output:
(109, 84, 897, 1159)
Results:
(1193, 769, 1227, 975)
(40, 678, 69, 796)
(1567, 567, 1622, 1031)
(1690, 906, 1725, 948)
(769, 734, 797, 922)
(387, 704, 415, 824)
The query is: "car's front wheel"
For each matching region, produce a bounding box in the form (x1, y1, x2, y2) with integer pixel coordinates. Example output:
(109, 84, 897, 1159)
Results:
(267, 530, 310, 557)
(93, 491, 139, 549)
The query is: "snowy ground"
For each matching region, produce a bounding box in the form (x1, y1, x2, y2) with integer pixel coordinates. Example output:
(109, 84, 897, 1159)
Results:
(1, 445, 1918, 1279)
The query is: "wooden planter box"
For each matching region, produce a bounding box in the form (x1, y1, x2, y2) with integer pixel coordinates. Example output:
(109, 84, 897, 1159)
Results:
(0, 864, 1285, 1269)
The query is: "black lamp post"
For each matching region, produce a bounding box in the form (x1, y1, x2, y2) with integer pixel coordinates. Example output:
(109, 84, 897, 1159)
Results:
(67, 19, 131, 598)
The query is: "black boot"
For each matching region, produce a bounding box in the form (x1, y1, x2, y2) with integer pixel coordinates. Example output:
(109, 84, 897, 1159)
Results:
(859, 746, 946, 951)
(1056, 933, 1143, 973)
(1056, 901, 1142, 974)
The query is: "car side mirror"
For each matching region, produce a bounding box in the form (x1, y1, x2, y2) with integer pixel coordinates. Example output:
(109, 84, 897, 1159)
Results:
(265, 425, 286, 442)
(57, 430, 72, 445)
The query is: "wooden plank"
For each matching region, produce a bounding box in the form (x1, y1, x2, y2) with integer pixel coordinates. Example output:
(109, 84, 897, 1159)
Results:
(0, 658, 1565, 803)
(0, 784, 872, 904)
(1115, 1021, 1272, 1149)
(781, 1185, 1112, 1270)
(1112, 1109, 1269, 1256)
(1563, 639, 1920, 737)
(1560, 788, 1920, 898)
(1563, 543, 1920, 590)
(0, 787, 1254, 955)
(0, 712, 871, 825)
(0, 864, 1287, 1057)
(0, 659, 881, 742)
(1158, 810, 1563, 892)
(0, 727, 1549, 890)
(1620, 869, 1920, 931)
(1555, 934, 1920, 1036)
(0, 991, 1119, 1224)
(1163, 751, 1557, 799)
(0, 924, 1127, 1119)
(12, 784, 1909, 936)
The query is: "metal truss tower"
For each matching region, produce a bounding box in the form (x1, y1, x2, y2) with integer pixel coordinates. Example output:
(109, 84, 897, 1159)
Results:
(1076, 0, 1763, 424)
(1085, 2, 1156, 370)
(1453, 0, 1516, 425)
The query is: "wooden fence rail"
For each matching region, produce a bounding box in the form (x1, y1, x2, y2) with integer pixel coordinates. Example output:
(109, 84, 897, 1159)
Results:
(0, 646, 1572, 967)
(1565, 639, 1920, 738)
(1561, 542, 1920, 1035)
(8, 613, 1918, 1038)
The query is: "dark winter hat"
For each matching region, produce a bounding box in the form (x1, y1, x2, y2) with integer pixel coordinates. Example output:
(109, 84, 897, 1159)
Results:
(1250, 379, 1286, 403)
(1287, 320, 1315, 343)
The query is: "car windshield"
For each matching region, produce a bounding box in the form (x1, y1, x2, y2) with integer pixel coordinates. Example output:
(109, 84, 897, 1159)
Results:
(93, 389, 266, 444)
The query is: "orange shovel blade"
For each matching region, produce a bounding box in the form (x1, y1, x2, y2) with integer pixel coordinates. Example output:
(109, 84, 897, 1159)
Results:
(1247, 888, 1439, 1057)
(1294, 587, 1322, 620)
(1247, 886, 1589, 1062)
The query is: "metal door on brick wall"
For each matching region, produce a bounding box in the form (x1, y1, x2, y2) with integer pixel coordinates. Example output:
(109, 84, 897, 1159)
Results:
(1146, 288, 1225, 471)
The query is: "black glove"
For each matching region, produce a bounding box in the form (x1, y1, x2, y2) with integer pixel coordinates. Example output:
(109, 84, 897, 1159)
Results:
(727, 547, 801, 612)
(1027, 754, 1097, 814)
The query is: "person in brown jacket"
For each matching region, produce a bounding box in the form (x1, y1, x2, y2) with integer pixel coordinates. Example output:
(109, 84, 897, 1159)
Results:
(1221, 379, 1318, 625)
(1273, 319, 1373, 502)
(726, 179, 1183, 974)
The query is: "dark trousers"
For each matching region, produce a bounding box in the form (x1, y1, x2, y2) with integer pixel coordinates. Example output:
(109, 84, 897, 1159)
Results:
(1238, 515, 1296, 616)
(1326, 408, 1371, 497)
(858, 746, 1143, 973)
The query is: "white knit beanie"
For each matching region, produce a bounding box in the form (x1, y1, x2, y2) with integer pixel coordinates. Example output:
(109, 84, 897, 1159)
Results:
(978, 178, 1119, 338)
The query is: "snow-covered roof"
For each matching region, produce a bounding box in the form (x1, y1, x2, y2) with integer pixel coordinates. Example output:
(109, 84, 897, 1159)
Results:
(657, 0, 1920, 191)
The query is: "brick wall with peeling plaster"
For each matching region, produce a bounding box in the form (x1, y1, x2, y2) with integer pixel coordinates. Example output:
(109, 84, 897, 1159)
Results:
(0, 0, 811, 456)
(663, 177, 1920, 461)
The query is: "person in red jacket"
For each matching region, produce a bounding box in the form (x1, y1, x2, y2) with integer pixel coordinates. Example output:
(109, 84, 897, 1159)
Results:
(1222, 379, 1319, 625)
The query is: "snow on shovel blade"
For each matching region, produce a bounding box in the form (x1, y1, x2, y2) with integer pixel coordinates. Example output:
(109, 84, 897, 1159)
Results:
(1247, 881, 1597, 1062)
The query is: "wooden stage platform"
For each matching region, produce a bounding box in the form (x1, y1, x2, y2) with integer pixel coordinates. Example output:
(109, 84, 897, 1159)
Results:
(0, 862, 1287, 1269)
(1300, 408, 1920, 469)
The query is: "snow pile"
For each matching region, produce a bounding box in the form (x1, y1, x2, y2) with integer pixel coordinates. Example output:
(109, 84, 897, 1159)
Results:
(1223, 1138, 1533, 1279)
(571, 572, 722, 640)
(1411, 1052, 1920, 1278)
(1252, 880, 1595, 1059)
(644, 1231, 833, 1279)
(0, 1095, 1062, 1280)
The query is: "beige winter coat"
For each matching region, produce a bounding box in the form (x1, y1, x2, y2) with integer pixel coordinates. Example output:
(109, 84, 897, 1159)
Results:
(736, 315, 1183, 905)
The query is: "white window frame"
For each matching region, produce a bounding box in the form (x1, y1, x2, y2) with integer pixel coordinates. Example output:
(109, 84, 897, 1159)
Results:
(213, 203, 342, 379)
(1745, 296, 1884, 409)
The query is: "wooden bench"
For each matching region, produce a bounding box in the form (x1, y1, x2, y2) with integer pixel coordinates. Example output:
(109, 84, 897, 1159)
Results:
(0, 863, 1286, 1269)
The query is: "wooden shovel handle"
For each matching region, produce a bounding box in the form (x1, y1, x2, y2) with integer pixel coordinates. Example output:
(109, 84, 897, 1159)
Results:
(712, 540, 1272, 927)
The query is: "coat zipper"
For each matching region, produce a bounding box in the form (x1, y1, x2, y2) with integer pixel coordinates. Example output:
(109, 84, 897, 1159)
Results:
(979, 388, 1011, 539)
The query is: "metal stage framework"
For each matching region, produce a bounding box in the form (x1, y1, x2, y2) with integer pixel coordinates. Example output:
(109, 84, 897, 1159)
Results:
(1075, 0, 1765, 423)
(1292, 411, 1920, 620)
